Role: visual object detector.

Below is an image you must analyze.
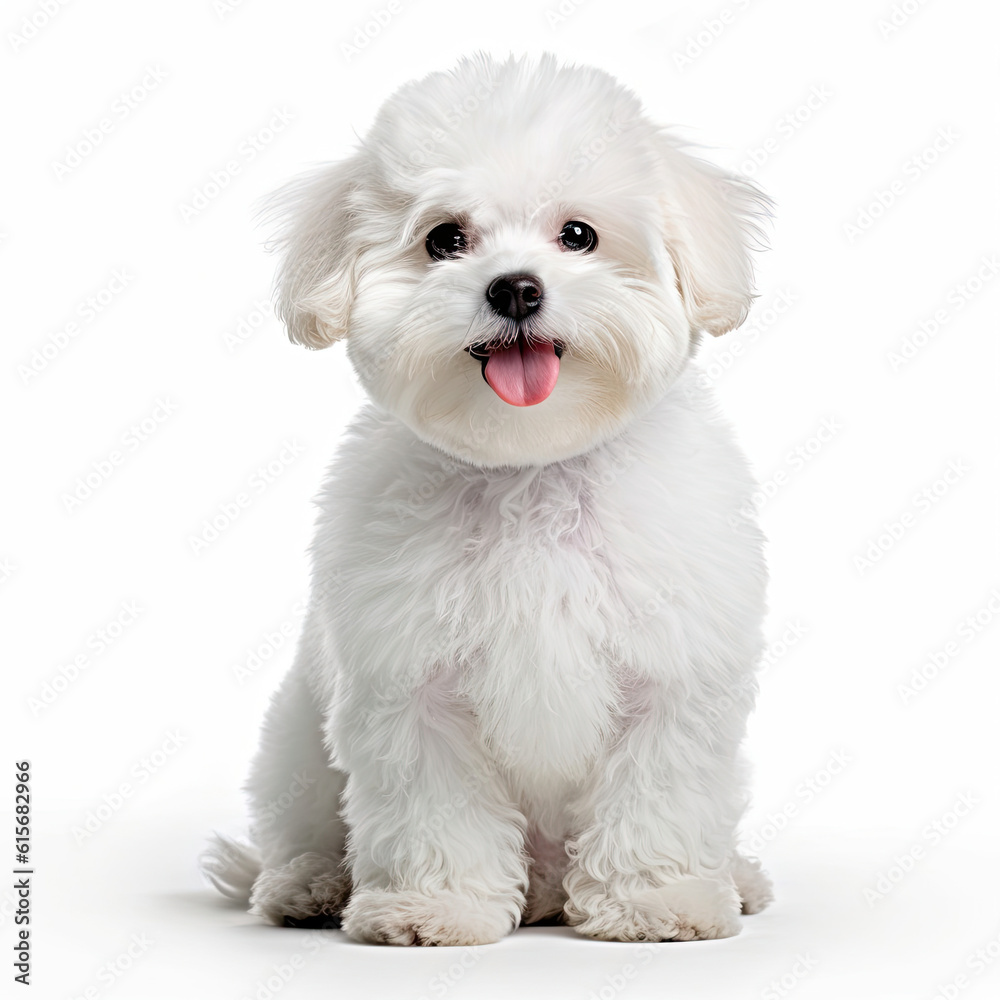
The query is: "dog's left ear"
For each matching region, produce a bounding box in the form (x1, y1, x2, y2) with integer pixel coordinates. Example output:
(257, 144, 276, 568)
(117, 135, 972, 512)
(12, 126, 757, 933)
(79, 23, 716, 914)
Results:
(655, 134, 771, 337)
(266, 154, 369, 349)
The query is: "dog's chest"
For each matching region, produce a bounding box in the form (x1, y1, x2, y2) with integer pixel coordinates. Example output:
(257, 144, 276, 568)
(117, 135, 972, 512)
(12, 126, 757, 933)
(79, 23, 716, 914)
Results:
(394, 462, 628, 779)
(464, 470, 623, 771)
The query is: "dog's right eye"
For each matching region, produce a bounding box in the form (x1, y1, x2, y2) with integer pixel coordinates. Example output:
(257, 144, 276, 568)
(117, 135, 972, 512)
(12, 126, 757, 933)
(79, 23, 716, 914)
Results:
(425, 223, 467, 260)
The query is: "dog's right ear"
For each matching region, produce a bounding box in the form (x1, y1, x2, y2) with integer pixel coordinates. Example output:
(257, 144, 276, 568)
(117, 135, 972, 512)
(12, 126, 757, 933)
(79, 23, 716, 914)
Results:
(266, 155, 368, 349)
(654, 133, 771, 339)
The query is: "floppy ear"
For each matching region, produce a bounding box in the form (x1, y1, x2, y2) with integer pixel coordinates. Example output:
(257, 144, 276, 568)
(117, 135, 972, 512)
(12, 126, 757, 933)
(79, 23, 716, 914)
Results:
(656, 134, 771, 337)
(266, 154, 368, 349)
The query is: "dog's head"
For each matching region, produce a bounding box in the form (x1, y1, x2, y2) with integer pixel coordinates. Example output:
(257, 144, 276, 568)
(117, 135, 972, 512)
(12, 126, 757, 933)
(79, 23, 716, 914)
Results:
(270, 54, 769, 467)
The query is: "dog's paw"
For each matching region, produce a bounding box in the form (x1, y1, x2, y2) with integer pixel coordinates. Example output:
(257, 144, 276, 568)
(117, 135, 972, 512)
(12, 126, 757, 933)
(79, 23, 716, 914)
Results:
(731, 852, 774, 915)
(565, 874, 742, 942)
(341, 888, 518, 946)
(249, 853, 349, 926)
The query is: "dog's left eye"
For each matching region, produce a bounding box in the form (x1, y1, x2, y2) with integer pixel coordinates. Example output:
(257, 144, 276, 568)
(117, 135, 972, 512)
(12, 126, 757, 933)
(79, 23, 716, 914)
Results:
(425, 223, 468, 260)
(558, 221, 598, 253)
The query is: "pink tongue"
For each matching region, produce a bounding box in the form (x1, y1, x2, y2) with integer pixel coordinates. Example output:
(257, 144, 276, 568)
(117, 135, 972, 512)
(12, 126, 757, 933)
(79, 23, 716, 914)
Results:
(483, 339, 560, 406)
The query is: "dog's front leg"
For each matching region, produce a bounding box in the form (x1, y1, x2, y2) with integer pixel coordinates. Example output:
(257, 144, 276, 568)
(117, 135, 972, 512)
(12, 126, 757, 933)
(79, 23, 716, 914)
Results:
(564, 677, 749, 942)
(337, 672, 528, 946)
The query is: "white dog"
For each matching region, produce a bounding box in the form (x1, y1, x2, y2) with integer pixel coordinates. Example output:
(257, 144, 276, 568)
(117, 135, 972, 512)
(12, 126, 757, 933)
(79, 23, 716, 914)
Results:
(203, 53, 774, 945)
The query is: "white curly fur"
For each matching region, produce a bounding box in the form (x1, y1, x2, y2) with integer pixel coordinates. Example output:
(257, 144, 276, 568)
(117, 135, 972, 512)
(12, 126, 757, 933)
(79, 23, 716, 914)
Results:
(203, 53, 774, 945)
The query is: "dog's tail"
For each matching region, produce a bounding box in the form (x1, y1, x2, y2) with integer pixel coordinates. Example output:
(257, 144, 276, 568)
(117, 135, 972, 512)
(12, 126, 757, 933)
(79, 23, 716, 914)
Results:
(200, 833, 261, 904)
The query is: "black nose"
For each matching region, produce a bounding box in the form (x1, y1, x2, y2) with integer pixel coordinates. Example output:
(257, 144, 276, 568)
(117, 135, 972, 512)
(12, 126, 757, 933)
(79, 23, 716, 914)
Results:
(486, 274, 543, 320)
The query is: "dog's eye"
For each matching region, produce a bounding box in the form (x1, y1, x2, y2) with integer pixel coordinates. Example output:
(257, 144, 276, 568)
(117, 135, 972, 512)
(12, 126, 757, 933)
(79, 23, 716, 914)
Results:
(425, 223, 467, 260)
(558, 221, 598, 253)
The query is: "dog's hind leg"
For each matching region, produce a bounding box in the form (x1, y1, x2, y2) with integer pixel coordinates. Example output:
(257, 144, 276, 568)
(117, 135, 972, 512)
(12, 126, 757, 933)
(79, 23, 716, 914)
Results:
(246, 658, 351, 925)
(203, 625, 350, 925)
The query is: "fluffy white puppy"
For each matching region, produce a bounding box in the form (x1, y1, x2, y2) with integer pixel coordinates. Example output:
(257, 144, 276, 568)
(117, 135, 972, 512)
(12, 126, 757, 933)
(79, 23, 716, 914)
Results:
(203, 52, 774, 945)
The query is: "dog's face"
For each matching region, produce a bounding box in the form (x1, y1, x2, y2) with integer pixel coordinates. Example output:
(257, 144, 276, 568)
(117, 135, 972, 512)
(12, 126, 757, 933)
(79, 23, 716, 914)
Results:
(272, 55, 767, 467)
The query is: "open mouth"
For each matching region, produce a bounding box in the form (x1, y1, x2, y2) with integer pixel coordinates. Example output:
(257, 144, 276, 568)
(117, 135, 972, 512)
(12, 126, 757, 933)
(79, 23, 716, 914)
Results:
(468, 334, 563, 407)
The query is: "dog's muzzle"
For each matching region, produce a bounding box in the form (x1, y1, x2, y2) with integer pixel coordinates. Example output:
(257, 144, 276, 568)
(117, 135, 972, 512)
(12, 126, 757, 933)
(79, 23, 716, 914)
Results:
(469, 273, 561, 407)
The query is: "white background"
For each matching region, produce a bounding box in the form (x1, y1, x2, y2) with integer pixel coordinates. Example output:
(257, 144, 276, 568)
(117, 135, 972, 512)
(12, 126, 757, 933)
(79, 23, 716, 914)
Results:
(3, 0, 999, 998)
